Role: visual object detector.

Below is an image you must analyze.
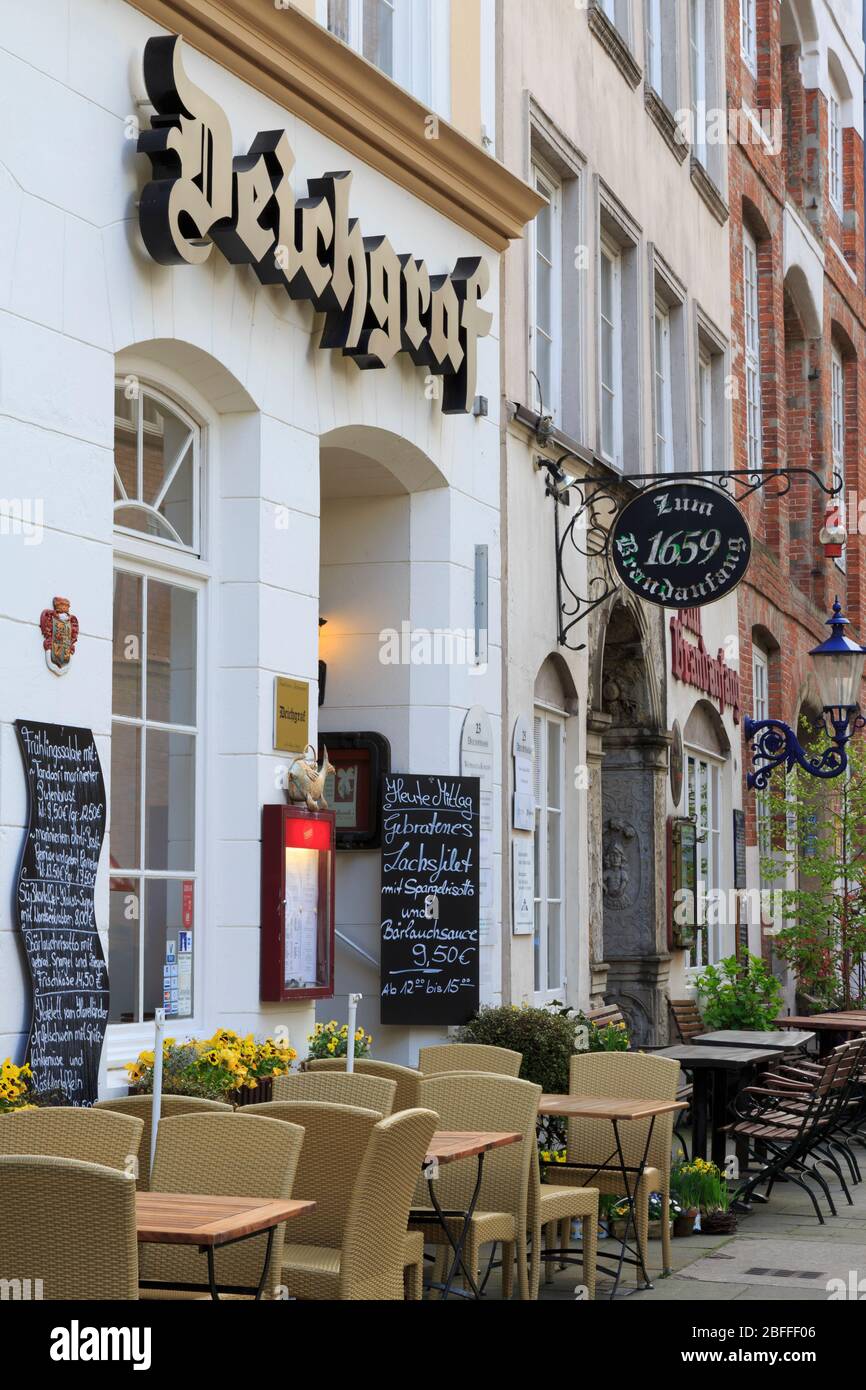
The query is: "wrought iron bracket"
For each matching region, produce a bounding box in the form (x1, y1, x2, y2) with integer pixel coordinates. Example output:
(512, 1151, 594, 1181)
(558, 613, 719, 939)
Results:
(743, 709, 866, 789)
(538, 456, 843, 652)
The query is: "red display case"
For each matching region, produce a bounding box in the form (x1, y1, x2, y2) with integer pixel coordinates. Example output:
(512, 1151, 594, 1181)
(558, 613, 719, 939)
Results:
(260, 805, 335, 1002)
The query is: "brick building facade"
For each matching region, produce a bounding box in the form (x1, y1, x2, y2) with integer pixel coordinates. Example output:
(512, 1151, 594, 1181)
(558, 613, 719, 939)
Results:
(728, 0, 866, 981)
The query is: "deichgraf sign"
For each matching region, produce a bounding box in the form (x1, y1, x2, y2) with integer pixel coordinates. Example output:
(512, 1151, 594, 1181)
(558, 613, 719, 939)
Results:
(611, 482, 751, 609)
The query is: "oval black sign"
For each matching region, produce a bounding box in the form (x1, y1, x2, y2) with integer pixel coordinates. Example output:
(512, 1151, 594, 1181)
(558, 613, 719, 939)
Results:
(610, 482, 751, 609)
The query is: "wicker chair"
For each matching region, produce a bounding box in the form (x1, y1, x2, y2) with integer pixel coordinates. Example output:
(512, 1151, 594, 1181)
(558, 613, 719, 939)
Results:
(529, 1155, 599, 1300)
(417, 1042, 523, 1077)
(544, 1052, 681, 1281)
(140, 1112, 305, 1299)
(93, 1094, 232, 1189)
(413, 1071, 540, 1299)
(248, 1099, 426, 1300)
(280, 1108, 439, 1299)
(304, 1058, 422, 1111)
(0, 1155, 138, 1299)
(272, 1070, 396, 1115)
(0, 1106, 143, 1177)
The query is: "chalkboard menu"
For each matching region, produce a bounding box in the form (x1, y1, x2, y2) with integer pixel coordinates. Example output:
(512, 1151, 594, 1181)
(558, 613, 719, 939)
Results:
(15, 721, 109, 1106)
(380, 774, 480, 1026)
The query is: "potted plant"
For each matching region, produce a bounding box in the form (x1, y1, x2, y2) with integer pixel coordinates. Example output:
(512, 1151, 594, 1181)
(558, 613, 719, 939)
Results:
(306, 1020, 373, 1062)
(694, 953, 784, 1032)
(670, 1158, 711, 1235)
(126, 1030, 297, 1104)
(0, 1058, 34, 1113)
(700, 1164, 737, 1234)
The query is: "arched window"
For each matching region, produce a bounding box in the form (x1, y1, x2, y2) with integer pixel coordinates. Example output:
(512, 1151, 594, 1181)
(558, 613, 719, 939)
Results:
(113, 382, 201, 554)
(110, 378, 204, 1033)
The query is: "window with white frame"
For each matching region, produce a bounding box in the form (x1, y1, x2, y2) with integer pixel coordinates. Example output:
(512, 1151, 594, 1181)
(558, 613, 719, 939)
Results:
(645, 0, 662, 94)
(698, 349, 713, 471)
(753, 646, 772, 894)
(533, 709, 566, 998)
(743, 227, 762, 469)
(829, 85, 843, 214)
(689, 0, 707, 165)
(530, 162, 562, 419)
(600, 239, 623, 466)
(686, 750, 722, 967)
(654, 300, 674, 473)
(325, 0, 447, 113)
(740, 0, 756, 73)
(110, 382, 203, 1028)
(832, 344, 846, 570)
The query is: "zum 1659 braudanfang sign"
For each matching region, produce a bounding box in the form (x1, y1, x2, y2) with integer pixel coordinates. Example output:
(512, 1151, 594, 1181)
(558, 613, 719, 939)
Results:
(610, 482, 751, 609)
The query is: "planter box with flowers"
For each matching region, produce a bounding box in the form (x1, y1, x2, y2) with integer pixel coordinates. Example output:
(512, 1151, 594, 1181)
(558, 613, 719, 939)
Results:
(670, 1158, 737, 1236)
(306, 1020, 373, 1063)
(0, 1058, 35, 1113)
(126, 1030, 297, 1106)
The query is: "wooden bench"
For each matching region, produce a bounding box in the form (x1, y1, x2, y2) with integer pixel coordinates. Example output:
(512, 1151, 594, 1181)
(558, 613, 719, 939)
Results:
(584, 1003, 627, 1030)
(669, 998, 705, 1044)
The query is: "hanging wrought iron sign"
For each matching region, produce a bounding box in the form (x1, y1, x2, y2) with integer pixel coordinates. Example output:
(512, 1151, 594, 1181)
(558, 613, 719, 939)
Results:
(610, 482, 751, 609)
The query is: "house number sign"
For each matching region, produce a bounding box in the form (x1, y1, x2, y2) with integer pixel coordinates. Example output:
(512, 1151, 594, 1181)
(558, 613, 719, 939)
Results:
(135, 35, 492, 415)
(611, 483, 751, 609)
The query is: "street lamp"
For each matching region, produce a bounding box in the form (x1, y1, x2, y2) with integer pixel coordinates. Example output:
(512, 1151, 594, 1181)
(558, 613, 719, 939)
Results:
(743, 599, 866, 790)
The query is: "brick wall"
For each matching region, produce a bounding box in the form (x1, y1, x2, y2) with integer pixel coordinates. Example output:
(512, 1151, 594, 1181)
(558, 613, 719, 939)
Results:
(727, 0, 866, 855)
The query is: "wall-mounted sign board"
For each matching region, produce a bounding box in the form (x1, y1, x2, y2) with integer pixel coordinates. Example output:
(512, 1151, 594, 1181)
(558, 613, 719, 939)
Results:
(379, 774, 480, 1025)
(15, 721, 109, 1106)
(611, 483, 751, 609)
(512, 838, 534, 936)
(274, 676, 310, 754)
(512, 715, 534, 831)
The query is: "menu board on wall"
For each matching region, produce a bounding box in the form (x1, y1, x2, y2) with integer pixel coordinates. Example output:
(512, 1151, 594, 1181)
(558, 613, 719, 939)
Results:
(15, 721, 109, 1106)
(380, 774, 480, 1026)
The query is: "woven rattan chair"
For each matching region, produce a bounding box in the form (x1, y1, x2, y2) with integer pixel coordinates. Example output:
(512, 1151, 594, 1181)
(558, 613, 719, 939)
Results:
(93, 1094, 232, 1189)
(413, 1071, 540, 1299)
(529, 1155, 599, 1300)
(247, 1099, 426, 1301)
(272, 1069, 396, 1115)
(304, 1058, 422, 1111)
(0, 1155, 138, 1299)
(545, 1051, 681, 1281)
(0, 1106, 143, 1177)
(280, 1108, 438, 1299)
(140, 1112, 304, 1299)
(417, 1042, 522, 1077)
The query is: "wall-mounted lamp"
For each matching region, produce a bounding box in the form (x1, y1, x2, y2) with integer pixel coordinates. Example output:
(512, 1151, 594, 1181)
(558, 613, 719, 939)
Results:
(744, 599, 866, 789)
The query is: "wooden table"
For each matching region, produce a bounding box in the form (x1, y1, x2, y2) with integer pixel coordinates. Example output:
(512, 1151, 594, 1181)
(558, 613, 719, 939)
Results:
(694, 1029, 814, 1051)
(775, 1013, 866, 1055)
(415, 1130, 522, 1301)
(137, 1192, 315, 1300)
(537, 1095, 686, 1298)
(654, 1045, 778, 1169)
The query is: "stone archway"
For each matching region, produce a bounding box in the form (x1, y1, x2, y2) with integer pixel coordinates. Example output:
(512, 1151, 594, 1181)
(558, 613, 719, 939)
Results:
(588, 601, 671, 1046)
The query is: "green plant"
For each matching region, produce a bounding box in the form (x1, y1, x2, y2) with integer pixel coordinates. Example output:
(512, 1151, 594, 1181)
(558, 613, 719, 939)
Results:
(694, 953, 784, 1031)
(458, 1002, 584, 1095)
(758, 732, 866, 1010)
(306, 1021, 372, 1060)
(574, 1013, 631, 1052)
(671, 1158, 720, 1210)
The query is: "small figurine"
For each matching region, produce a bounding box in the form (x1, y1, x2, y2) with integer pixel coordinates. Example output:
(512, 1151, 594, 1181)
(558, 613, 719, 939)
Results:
(286, 745, 335, 812)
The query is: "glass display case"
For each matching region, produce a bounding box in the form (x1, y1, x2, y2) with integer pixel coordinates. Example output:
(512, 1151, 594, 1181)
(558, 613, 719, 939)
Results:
(260, 806, 335, 1001)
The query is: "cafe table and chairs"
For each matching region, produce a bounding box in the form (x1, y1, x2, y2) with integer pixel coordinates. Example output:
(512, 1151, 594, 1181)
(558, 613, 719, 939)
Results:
(413, 1072, 538, 1300)
(775, 1013, 866, 1056)
(654, 1044, 779, 1169)
(540, 1052, 684, 1298)
(693, 1029, 815, 1053)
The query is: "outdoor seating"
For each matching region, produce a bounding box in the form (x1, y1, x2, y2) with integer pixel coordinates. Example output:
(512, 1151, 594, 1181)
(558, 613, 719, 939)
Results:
(729, 1039, 866, 1223)
(302, 1057, 422, 1110)
(669, 999, 705, 1044)
(93, 1094, 232, 1189)
(544, 1051, 681, 1279)
(528, 1153, 599, 1300)
(0, 1105, 143, 1176)
(272, 1069, 397, 1114)
(417, 1043, 522, 1077)
(0, 1155, 139, 1300)
(244, 1098, 426, 1297)
(139, 1112, 304, 1299)
(412, 1071, 540, 1299)
(279, 1108, 438, 1300)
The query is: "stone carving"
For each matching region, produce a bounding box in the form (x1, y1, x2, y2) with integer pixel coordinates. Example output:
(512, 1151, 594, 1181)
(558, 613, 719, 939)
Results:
(602, 817, 640, 911)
